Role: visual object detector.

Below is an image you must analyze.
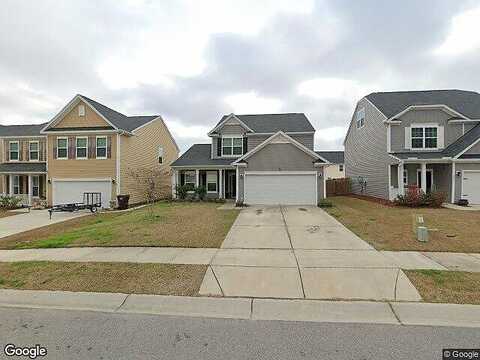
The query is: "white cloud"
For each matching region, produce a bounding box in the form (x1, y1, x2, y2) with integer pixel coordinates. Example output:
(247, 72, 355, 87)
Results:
(297, 78, 377, 101)
(434, 5, 480, 56)
(165, 119, 210, 141)
(315, 126, 348, 142)
(224, 91, 282, 114)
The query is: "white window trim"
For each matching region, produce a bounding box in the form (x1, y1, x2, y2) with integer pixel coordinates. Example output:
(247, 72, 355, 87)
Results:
(76, 136, 88, 160)
(96, 136, 108, 160)
(416, 168, 434, 189)
(9, 141, 19, 162)
(158, 146, 164, 164)
(338, 164, 344, 172)
(356, 108, 365, 129)
(13, 175, 20, 195)
(32, 175, 40, 197)
(411, 125, 439, 150)
(57, 137, 68, 160)
(183, 171, 196, 187)
(206, 171, 218, 193)
(221, 135, 243, 157)
(29, 140, 40, 162)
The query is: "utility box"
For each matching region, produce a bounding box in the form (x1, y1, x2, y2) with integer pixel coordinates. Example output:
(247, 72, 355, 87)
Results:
(417, 226, 429, 242)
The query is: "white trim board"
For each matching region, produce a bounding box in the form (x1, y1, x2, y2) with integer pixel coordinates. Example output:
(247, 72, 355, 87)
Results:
(207, 113, 253, 136)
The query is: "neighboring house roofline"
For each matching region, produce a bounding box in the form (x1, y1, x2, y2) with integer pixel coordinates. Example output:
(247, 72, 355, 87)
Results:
(207, 113, 254, 136)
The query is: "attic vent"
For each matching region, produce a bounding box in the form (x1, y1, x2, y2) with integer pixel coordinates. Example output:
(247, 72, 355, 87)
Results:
(78, 105, 85, 116)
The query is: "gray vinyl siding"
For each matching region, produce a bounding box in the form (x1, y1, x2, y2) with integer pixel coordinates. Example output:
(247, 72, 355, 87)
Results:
(465, 140, 480, 154)
(211, 124, 247, 159)
(454, 163, 480, 202)
(247, 133, 314, 151)
(344, 97, 391, 199)
(403, 163, 452, 200)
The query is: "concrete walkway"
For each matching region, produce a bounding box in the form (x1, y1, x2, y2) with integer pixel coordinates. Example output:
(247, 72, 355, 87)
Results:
(0, 209, 91, 239)
(0, 289, 479, 328)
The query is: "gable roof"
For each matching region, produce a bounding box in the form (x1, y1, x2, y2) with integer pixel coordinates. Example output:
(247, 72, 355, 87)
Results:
(366, 90, 480, 119)
(171, 144, 234, 167)
(316, 151, 344, 164)
(212, 113, 315, 134)
(443, 123, 480, 158)
(0, 123, 46, 137)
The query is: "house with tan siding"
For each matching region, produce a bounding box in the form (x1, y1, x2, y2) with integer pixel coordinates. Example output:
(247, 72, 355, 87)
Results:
(0, 94, 179, 207)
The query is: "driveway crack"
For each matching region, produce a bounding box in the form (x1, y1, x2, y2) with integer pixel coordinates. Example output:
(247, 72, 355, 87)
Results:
(115, 293, 131, 312)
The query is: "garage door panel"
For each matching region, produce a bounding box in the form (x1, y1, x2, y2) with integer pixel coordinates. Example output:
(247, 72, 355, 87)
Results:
(245, 173, 316, 205)
(462, 172, 480, 204)
(53, 180, 111, 207)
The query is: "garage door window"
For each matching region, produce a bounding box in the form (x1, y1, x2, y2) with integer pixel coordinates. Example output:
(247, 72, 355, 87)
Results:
(76, 137, 88, 159)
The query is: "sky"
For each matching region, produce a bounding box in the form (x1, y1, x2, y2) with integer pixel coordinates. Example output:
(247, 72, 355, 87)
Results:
(1, 0, 480, 152)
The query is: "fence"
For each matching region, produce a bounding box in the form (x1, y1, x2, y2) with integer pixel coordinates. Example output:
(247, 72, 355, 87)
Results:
(326, 178, 351, 197)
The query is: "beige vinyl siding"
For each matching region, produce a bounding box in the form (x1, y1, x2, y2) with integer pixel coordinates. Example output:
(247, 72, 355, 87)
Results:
(345, 98, 391, 199)
(120, 119, 179, 205)
(46, 134, 117, 205)
(324, 164, 345, 179)
(53, 100, 110, 128)
(2, 138, 46, 162)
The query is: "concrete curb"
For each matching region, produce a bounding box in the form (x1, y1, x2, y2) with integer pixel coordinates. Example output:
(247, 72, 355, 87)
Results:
(0, 289, 479, 327)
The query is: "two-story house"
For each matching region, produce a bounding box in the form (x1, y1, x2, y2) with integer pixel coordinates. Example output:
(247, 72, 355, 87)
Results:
(171, 113, 329, 205)
(0, 94, 179, 207)
(345, 90, 480, 204)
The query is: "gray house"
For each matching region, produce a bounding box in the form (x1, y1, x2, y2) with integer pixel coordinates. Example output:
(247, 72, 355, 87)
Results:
(344, 90, 480, 204)
(171, 113, 329, 205)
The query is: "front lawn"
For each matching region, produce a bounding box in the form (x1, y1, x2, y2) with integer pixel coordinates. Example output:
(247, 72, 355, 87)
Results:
(325, 196, 480, 252)
(0, 261, 207, 296)
(0, 210, 17, 219)
(405, 270, 480, 305)
(0, 202, 239, 249)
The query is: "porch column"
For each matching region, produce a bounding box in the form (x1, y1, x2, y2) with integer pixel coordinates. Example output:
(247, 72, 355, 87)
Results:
(195, 169, 200, 187)
(397, 162, 404, 196)
(219, 169, 223, 199)
(451, 162, 456, 204)
(9, 174, 13, 195)
(28, 175, 32, 205)
(171, 169, 177, 198)
(420, 163, 427, 193)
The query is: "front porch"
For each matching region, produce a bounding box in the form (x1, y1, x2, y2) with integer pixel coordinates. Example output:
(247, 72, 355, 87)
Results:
(1, 173, 47, 206)
(172, 168, 237, 200)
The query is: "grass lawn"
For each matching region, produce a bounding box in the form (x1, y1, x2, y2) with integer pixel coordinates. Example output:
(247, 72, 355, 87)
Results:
(405, 270, 480, 305)
(0, 202, 239, 249)
(0, 261, 207, 296)
(0, 210, 17, 218)
(325, 196, 480, 252)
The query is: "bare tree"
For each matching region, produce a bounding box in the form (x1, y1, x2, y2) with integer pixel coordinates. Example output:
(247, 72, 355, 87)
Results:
(127, 167, 171, 215)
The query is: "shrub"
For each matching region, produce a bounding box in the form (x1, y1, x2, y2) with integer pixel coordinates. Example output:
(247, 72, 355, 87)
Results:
(394, 186, 447, 208)
(175, 184, 190, 200)
(318, 199, 333, 208)
(0, 195, 22, 209)
(195, 186, 207, 200)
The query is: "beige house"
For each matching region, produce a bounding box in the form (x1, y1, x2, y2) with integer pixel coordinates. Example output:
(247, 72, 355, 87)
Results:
(0, 94, 179, 207)
(316, 151, 345, 179)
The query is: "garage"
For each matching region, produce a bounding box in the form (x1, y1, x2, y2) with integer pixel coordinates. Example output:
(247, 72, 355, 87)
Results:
(462, 171, 480, 204)
(52, 179, 112, 207)
(244, 171, 317, 205)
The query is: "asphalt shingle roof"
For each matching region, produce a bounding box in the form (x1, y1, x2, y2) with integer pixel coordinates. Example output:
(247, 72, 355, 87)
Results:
(171, 144, 235, 167)
(0, 163, 47, 173)
(316, 151, 344, 164)
(442, 124, 480, 157)
(0, 124, 46, 137)
(215, 113, 315, 133)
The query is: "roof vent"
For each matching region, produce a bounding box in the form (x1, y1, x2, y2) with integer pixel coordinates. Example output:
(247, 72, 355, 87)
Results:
(78, 105, 85, 117)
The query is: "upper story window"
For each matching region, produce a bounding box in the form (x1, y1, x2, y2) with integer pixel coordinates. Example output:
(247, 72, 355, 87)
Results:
(57, 137, 68, 159)
(356, 108, 365, 129)
(411, 126, 437, 149)
(9, 141, 19, 161)
(158, 146, 164, 164)
(76, 137, 88, 159)
(96, 136, 107, 159)
(222, 137, 243, 156)
(29, 141, 39, 161)
(78, 104, 85, 116)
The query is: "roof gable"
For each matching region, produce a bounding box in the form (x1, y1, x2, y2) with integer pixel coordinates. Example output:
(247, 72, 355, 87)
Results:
(208, 113, 253, 135)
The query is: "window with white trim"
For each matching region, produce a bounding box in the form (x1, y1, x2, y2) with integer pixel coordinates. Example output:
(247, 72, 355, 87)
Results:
(411, 126, 437, 149)
(206, 172, 217, 193)
(339, 164, 344, 172)
(29, 141, 39, 161)
(356, 108, 365, 129)
(403, 169, 408, 186)
(222, 137, 243, 156)
(96, 136, 107, 159)
(184, 171, 195, 187)
(32, 176, 39, 197)
(76, 137, 88, 159)
(9, 141, 19, 161)
(13, 175, 20, 195)
(158, 146, 164, 164)
(57, 138, 68, 159)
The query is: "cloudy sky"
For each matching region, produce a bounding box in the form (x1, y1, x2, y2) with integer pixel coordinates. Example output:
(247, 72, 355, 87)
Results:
(1, 0, 480, 152)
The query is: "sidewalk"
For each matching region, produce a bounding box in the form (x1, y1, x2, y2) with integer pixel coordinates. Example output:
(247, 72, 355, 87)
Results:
(0, 289, 479, 328)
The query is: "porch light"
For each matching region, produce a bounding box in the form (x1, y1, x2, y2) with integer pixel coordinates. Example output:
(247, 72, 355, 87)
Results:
(111, 178, 116, 184)
(456, 171, 461, 177)
(48, 179, 51, 184)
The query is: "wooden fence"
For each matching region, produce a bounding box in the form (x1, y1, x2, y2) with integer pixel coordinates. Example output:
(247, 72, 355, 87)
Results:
(326, 178, 351, 197)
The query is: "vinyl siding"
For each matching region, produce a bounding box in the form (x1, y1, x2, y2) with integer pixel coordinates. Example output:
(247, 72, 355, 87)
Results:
(403, 163, 452, 200)
(211, 124, 247, 159)
(120, 119, 179, 205)
(465, 140, 480, 154)
(345, 98, 391, 199)
(455, 163, 480, 202)
(324, 164, 345, 179)
(53, 100, 110, 129)
(1, 137, 47, 162)
(247, 133, 314, 151)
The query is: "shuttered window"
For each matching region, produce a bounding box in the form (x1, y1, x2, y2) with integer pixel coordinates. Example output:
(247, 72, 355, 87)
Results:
(9, 141, 19, 161)
(57, 138, 68, 159)
(29, 141, 39, 161)
(96, 136, 107, 159)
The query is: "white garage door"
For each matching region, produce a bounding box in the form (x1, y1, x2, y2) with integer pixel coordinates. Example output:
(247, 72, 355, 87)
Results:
(53, 180, 112, 207)
(462, 171, 480, 204)
(244, 172, 317, 205)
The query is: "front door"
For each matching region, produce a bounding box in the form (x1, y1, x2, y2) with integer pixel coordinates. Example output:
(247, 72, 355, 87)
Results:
(225, 170, 236, 199)
(417, 169, 433, 193)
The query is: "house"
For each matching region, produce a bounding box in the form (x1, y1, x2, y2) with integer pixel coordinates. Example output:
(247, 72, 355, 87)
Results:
(0, 94, 179, 207)
(171, 113, 329, 205)
(344, 89, 480, 204)
(316, 151, 345, 179)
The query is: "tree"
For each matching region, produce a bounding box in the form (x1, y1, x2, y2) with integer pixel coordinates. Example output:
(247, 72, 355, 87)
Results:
(127, 167, 171, 215)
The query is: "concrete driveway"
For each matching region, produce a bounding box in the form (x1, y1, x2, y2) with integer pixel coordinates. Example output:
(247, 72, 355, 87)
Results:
(0, 210, 91, 239)
(201, 206, 421, 301)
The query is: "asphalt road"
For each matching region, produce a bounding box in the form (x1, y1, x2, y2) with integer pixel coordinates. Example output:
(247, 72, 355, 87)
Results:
(0, 307, 478, 360)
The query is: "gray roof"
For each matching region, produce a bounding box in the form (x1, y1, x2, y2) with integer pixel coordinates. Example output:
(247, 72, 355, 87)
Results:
(171, 144, 234, 167)
(366, 90, 480, 119)
(215, 113, 315, 133)
(0, 162, 47, 173)
(316, 151, 344, 164)
(0, 124, 46, 137)
(442, 124, 480, 157)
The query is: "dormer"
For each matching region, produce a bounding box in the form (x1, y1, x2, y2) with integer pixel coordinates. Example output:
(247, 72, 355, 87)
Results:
(208, 114, 252, 159)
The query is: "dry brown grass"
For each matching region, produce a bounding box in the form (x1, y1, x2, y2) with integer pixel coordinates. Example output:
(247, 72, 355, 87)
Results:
(0, 202, 239, 249)
(325, 196, 480, 252)
(0, 210, 17, 218)
(405, 270, 480, 305)
(0, 261, 207, 296)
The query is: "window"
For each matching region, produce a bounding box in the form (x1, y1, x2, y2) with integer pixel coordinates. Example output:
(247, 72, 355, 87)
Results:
(207, 172, 217, 193)
(184, 171, 196, 188)
(403, 169, 408, 186)
(411, 127, 437, 149)
(356, 108, 365, 129)
(29, 141, 39, 161)
(158, 146, 164, 164)
(57, 138, 68, 159)
(96, 136, 107, 159)
(222, 137, 243, 156)
(9, 141, 19, 161)
(32, 176, 39, 197)
(13, 175, 20, 195)
(78, 104, 85, 116)
(76, 137, 88, 159)
(339, 164, 344, 172)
